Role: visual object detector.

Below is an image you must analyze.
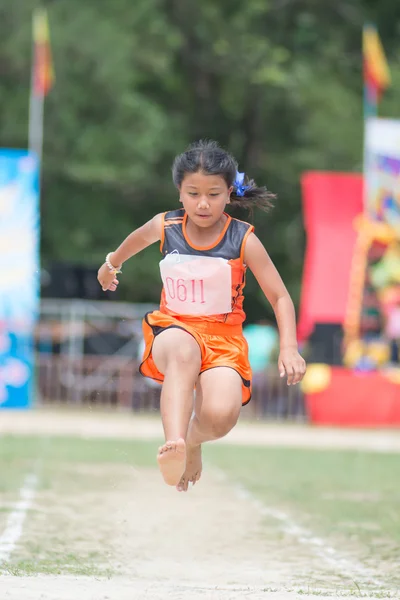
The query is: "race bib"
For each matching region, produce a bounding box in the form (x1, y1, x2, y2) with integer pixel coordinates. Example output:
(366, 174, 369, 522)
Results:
(159, 253, 232, 316)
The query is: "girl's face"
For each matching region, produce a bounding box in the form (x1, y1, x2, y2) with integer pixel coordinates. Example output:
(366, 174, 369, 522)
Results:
(179, 171, 233, 228)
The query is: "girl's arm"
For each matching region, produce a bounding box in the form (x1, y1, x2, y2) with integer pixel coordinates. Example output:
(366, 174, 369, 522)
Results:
(110, 213, 163, 266)
(97, 213, 163, 292)
(244, 232, 306, 385)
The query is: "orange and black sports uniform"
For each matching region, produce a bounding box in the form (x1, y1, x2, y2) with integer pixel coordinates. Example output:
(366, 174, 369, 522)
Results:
(140, 208, 254, 404)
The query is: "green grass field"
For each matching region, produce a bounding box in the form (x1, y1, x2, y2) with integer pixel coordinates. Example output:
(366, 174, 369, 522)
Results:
(0, 433, 399, 598)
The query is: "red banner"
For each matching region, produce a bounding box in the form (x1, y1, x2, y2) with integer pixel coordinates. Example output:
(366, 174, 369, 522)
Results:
(298, 172, 363, 341)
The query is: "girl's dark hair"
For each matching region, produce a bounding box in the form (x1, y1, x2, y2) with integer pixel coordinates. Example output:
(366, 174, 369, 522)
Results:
(172, 139, 275, 212)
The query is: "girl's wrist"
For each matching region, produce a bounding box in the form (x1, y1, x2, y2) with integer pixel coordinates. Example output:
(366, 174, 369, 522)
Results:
(105, 252, 122, 274)
(280, 342, 298, 351)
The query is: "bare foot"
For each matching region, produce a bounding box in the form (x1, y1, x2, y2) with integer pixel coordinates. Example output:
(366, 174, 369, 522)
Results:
(157, 439, 186, 486)
(176, 444, 202, 492)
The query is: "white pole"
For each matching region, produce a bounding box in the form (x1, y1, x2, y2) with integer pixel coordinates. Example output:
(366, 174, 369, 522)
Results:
(28, 87, 44, 167)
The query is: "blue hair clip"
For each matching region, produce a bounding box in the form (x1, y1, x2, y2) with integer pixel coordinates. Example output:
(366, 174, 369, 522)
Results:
(234, 171, 249, 197)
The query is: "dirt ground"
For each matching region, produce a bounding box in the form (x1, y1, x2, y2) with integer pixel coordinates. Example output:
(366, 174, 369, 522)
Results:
(0, 408, 398, 600)
(1, 407, 400, 452)
(0, 576, 366, 600)
(0, 463, 390, 600)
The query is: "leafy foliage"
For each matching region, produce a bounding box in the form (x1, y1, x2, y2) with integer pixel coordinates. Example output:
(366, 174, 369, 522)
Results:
(1, 0, 399, 319)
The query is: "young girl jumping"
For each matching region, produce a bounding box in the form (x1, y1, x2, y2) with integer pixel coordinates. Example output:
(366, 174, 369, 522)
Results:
(97, 140, 306, 492)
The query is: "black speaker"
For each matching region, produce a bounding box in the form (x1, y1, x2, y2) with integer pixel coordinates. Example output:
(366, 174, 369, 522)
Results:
(307, 323, 343, 365)
(42, 263, 107, 300)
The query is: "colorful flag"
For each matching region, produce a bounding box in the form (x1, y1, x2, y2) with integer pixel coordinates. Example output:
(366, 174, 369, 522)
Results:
(32, 7, 54, 97)
(363, 25, 390, 117)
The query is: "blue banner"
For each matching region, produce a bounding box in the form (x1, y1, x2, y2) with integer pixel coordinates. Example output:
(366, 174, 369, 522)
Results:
(0, 150, 39, 409)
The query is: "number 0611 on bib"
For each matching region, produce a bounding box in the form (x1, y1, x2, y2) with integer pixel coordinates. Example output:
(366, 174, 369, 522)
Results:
(159, 254, 233, 316)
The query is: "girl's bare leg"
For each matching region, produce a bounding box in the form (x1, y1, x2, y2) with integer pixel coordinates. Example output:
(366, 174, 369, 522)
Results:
(177, 367, 243, 492)
(152, 328, 201, 486)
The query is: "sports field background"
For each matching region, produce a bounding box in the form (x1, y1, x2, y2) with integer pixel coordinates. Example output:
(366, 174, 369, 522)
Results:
(0, 409, 399, 600)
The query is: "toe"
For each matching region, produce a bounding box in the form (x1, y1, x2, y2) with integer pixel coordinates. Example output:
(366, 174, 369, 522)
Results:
(194, 471, 202, 484)
(176, 477, 185, 492)
(159, 441, 175, 454)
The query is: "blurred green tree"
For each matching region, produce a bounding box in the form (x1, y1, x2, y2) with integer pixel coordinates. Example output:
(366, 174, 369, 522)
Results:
(0, 0, 399, 319)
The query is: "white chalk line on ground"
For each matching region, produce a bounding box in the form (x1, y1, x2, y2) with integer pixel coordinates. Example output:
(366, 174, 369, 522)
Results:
(212, 467, 385, 589)
(0, 473, 38, 563)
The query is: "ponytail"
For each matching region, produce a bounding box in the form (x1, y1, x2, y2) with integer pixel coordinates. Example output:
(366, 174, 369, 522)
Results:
(230, 172, 275, 212)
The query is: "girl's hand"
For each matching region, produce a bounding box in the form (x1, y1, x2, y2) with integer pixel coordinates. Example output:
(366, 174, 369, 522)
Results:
(278, 347, 306, 386)
(97, 263, 119, 292)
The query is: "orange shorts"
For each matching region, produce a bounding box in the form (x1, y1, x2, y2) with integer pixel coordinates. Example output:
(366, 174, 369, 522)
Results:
(139, 310, 252, 405)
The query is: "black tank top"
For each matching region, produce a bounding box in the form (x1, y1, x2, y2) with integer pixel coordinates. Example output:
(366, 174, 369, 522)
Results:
(161, 208, 252, 259)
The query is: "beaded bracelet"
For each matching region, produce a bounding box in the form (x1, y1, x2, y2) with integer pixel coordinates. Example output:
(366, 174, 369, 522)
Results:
(105, 252, 122, 274)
